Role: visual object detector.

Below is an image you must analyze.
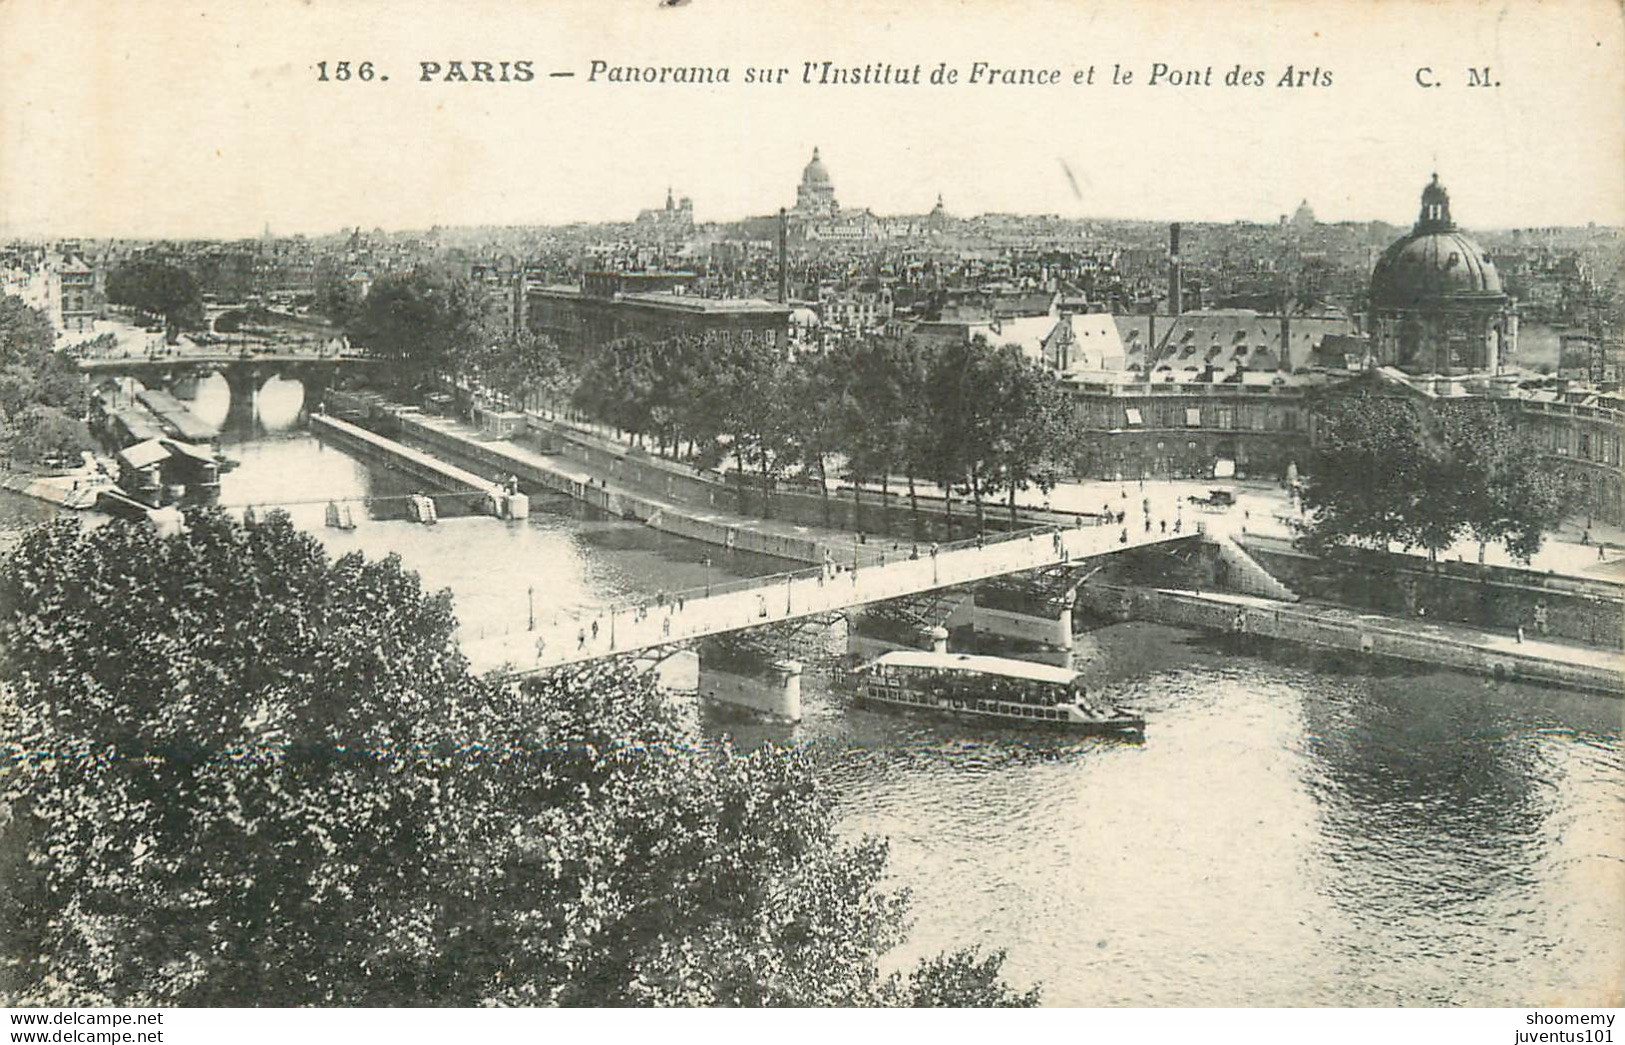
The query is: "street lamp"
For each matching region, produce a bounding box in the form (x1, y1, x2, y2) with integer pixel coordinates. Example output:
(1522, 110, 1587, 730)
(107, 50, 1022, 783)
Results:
(703, 556, 712, 596)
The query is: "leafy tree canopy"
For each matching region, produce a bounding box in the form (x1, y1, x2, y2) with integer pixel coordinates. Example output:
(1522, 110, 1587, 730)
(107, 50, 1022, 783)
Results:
(1301, 392, 1568, 563)
(0, 294, 91, 466)
(105, 261, 204, 338)
(346, 267, 492, 393)
(0, 510, 1036, 1007)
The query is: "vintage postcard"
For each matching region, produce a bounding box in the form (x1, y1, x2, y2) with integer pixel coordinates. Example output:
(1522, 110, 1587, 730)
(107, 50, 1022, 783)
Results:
(0, 0, 1620, 1033)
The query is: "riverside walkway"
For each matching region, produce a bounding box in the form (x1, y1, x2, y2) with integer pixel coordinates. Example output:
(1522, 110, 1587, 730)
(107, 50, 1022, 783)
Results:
(462, 523, 1190, 674)
(1081, 584, 1623, 695)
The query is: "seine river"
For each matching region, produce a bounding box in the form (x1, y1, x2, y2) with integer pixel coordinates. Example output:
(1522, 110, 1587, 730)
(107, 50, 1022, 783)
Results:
(3, 375, 1620, 1006)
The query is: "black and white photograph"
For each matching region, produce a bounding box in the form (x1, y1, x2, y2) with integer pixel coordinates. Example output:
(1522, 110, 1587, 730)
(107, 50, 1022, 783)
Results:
(0, 0, 1620, 1034)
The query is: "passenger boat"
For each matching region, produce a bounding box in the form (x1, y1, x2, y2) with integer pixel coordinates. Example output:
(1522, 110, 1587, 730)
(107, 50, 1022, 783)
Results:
(854, 650, 1144, 735)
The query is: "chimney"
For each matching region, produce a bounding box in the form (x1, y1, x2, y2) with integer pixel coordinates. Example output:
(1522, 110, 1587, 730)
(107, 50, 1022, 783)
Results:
(1169, 223, 1183, 316)
(777, 208, 788, 305)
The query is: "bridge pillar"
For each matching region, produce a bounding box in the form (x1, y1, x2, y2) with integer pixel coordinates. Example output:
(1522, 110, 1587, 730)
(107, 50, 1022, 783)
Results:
(698, 656, 803, 723)
(299, 367, 332, 420)
(223, 365, 262, 431)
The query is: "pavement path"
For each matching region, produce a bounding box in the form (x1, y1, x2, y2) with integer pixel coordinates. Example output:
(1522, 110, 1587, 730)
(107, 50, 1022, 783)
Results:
(462, 520, 1186, 674)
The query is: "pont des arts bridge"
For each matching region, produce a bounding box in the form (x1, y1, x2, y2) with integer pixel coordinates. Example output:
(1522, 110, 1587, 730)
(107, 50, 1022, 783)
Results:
(461, 523, 1201, 720)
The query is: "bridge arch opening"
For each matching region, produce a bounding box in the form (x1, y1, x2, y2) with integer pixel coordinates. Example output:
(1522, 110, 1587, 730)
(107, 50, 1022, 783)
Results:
(169, 369, 306, 433)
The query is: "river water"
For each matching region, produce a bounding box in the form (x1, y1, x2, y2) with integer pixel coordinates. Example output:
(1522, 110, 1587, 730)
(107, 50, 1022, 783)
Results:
(3, 375, 1620, 1007)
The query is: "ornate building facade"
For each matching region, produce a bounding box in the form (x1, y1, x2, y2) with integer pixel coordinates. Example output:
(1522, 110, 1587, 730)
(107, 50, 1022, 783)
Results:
(1369, 175, 1518, 375)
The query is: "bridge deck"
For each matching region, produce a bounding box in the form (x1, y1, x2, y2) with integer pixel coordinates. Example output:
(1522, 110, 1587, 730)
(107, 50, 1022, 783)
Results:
(462, 525, 1193, 674)
(79, 352, 380, 374)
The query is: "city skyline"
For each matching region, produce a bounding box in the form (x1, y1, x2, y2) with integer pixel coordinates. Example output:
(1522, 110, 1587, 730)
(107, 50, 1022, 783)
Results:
(2, 0, 1622, 240)
(3, 148, 1619, 245)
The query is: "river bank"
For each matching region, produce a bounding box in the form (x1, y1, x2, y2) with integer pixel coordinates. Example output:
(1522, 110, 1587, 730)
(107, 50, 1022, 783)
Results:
(1080, 583, 1622, 696)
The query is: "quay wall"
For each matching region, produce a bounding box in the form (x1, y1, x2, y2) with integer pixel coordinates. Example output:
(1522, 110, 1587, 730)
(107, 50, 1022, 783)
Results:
(1236, 534, 1624, 651)
(1, 471, 87, 510)
(389, 412, 830, 564)
(1078, 583, 1622, 695)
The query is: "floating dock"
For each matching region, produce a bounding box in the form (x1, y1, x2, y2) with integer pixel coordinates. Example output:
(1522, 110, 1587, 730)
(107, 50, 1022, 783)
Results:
(309, 413, 527, 520)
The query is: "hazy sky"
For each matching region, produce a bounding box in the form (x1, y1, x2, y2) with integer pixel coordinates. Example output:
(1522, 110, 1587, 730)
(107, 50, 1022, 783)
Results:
(1, 0, 1621, 239)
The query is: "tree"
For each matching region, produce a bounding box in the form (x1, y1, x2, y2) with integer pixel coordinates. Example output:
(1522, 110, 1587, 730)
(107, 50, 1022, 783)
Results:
(0, 294, 91, 466)
(924, 337, 1070, 534)
(5, 405, 90, 466)
(473, 329, 569, 413)
(105, 260, 204, 342)
(0, 510, 1036, 1006)
(0, 294, 55, 363)
(347, 267, 492, 394)
(1301, 392, 1568, 564)
(984, 353, 1078, 525)
(312, 272, 363, 327)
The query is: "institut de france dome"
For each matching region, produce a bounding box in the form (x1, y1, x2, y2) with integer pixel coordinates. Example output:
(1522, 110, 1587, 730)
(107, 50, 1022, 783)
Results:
(1369, 174, 1518, 376)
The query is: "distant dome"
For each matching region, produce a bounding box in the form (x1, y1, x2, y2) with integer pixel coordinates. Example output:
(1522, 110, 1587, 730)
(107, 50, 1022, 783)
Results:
(1370, 174, 1503, 307)
(801, 147, 831, 186)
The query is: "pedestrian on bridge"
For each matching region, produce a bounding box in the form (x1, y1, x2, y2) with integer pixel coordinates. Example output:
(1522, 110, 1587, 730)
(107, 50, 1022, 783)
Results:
(591, 619, 599, 641)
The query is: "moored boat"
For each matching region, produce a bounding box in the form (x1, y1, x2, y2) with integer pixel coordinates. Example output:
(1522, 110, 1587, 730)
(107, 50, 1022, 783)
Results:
(854, 649, 1144, 735)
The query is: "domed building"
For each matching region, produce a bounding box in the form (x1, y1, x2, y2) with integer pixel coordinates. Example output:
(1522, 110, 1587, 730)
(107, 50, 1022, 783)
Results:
(794, 147, 839, 217)
(1369, 174, 1517, 375)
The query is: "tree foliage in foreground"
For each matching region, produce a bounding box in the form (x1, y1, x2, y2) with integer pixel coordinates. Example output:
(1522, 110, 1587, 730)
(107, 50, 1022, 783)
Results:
(0, 510, 1036, 1007)
(1301, 393, 1569, 563)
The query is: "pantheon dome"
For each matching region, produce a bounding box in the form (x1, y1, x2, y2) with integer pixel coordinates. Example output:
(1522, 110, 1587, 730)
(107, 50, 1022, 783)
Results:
(795, 147, 839, 216)
(1369, 175, 1516, 375)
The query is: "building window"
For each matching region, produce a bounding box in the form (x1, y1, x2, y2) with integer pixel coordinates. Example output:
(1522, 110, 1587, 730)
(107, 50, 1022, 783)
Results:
(1216, 407, 1234, 429)
(1125, 407, 1143, 427)
(1185, 408, 1201, 427)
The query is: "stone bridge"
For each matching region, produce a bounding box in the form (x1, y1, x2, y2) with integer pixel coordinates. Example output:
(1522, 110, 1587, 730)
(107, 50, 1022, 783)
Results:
(81, 352, 386, 426)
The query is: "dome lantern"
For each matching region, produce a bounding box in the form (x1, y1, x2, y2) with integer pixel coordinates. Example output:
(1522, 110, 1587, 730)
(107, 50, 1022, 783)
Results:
(1415, 173, 1454, 233)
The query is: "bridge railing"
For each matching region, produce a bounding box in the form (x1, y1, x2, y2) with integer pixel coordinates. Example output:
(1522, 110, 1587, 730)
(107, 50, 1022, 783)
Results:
(460, 517, 1115, 650)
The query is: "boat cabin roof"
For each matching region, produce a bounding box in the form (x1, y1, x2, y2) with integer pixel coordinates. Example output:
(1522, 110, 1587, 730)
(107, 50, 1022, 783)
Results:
(868, 650, 1081, 685)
